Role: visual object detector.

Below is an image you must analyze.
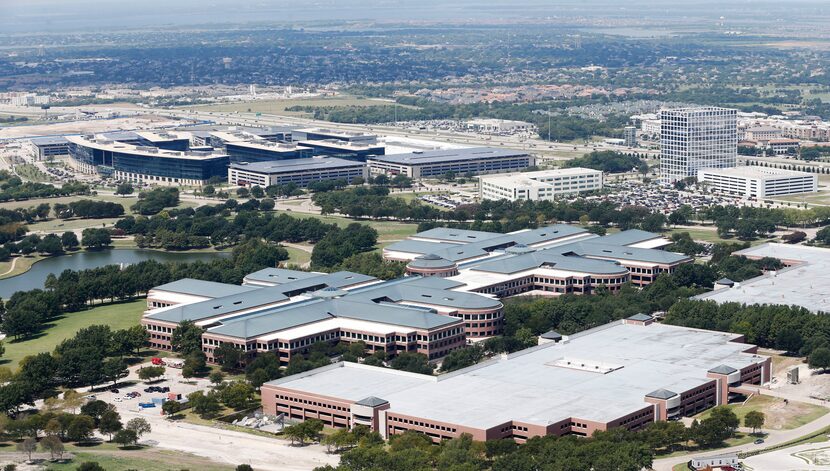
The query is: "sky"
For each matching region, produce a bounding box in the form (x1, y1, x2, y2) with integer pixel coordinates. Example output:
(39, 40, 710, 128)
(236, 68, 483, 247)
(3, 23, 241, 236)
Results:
(0, 0, 825, 34)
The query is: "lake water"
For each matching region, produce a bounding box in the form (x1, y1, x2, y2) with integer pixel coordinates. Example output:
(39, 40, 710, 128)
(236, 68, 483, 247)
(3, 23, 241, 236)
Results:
(0, 249, 230, 299)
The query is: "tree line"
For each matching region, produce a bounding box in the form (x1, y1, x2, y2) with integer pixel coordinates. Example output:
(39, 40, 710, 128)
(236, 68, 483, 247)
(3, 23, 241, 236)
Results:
(0, 171, 89, 202)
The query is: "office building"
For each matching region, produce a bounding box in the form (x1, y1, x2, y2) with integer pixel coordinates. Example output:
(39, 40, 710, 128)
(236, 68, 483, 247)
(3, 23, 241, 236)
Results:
(65, 135, 229, 185)
(697, 167, 817, 199)
(225, 141, 314, 164)
(28, 136, 69, 161)
(694, 244, 830, 313)
(384, 226, 691, 292)
(660, 107, 737, 183)
(134, 131, 191, 151)
(368, 147, 534, 179)
(262, 318, 770, 443)
(142, 269, 504, 364)
(298, 139, 385, 161)
(624, 126, 637, 147)
(228, 157, 367, 187)
(744, 126, 782, 141)
(293, 128, 378, 145)
(478, 168, 603, 202)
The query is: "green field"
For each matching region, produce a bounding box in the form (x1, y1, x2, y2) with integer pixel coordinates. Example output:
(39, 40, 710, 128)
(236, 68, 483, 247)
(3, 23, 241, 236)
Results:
(2, 299, 146, 370)
(694, 395, 829, 431)
(180, 95, 415, 117)
(666, 227, 776, 247)
(284, 211, 419, 241)
(43, 445, 233, 471)
(15, 164, 52, 183)
(283, 245, 312, 266)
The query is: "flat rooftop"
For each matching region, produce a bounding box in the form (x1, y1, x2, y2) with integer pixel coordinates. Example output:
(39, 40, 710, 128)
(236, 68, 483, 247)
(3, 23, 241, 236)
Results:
(299, 139, 383, 151)
(269, 321, 763, 428)
(230, 157, 363, 174)
(694, 243, 830, 313)
(65, 135, 229, 161)
(479, 167, 602, 187)
(699, 166, 815, 179)
(30, 136, 68, 146)
(369, 147, 529, 166)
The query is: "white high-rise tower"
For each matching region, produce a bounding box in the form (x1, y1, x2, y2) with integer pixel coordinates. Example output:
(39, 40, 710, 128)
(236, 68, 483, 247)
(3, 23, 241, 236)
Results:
(659, 106, 737, 183)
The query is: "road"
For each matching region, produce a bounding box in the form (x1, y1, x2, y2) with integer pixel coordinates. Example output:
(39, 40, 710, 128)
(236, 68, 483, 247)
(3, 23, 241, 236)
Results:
(651, 404, 830, 471)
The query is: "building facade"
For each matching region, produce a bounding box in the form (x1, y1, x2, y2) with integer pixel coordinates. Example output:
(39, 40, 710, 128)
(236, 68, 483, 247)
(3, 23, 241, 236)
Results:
(660, 107, 737, 183)
(368, 147, 535, 179)
(228, 157, 368, 187)
(262, 319, 770, 443)
(697, 167, 817, 199)
(478, 168, 603, 201)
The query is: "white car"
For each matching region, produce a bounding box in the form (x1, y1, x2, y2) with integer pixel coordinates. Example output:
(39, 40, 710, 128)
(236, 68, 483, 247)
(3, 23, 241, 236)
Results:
(113, 397, 122, 403)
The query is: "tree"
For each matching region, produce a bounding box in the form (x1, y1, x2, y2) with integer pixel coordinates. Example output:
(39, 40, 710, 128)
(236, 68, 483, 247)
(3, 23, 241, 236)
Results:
(80, 400, 112, 426)
(61, 231, 79, 250)
(37, 234, 63, 255)
(125, 417, 151, 439)
(81, 228, 111, 249)
(16, 437, 36, 461)
(283, 419, 323, 446)
(203, 185, 216, 197)
(260, 198, 275, 211)
(215, 343, 243, 371)
(40, 434, 65, 460)
(99, 410, 123, 440)
(182, 351, 209, 378)
(390, 352, 434, 375)
(162, 400, 182, 417)
(220, 381, 255, 409)
(810, 347, 830, 372)
(171, 320, 205, 356)
(209, 371, 225, 387)
(138, 365, 166, 382)
(113, 429, 138, 448)
(115, 183, 134, 195)
(440, 345, 485, 373)
(67, 414, 95, 442)
(744, 410, 765, 434)
(236, 465, 254, 471)
(187, 391, 222, 417)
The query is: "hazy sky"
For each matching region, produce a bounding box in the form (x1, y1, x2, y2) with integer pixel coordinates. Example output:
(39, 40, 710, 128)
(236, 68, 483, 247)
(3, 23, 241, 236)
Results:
(0, 0, 826, 34)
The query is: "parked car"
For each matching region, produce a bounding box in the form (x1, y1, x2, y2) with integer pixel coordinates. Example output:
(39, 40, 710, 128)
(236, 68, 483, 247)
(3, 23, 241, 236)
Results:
(754, 438, 765, 444)
(110, 388, 119, 394)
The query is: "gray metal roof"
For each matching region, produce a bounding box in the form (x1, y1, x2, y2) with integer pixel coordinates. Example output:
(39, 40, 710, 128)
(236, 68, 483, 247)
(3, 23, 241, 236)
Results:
(402, 276, 467, 290)
(351, 283, 502, 311)
(540, 330, 562, 340)
(30, 136, 68, 146)
(230, 157, 363, 174)
(413, 228, 503, 243)
(597, 229, 664, 247)
(355, 396, 389, 407)
(369, 147, 528, 165)
(558, 241, 691, 265)
(151, 278, 260, 298)
(627, 313, 653, 322)
(715, 278, 735, 287)
(708, 364, 738, 375)
(243, 268, 330, 286)
(407, 254, 456, 269)
(471, 250, 629, 275)
(646, 389, 678, 399)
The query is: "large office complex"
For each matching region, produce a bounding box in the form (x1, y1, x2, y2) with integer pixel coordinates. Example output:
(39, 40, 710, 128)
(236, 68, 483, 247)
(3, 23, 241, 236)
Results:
(384, 226, 692, 292)
(695, 243, 830, 313)
(478, 168, 603, 201)
(660, 107, 737, 183)
(224, 141, 314, 164)
(66, 135, 230, 185)
(228, 157, 368, 187)
(142, 269, 503, 364)
(367, 147, 534, 179)
(697, 167, 817, 199)
(262, 319, 770, 442)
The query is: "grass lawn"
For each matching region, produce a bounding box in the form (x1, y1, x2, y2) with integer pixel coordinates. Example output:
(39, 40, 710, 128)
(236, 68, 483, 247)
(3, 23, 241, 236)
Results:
(15, 163, 52, 183)
(43, 445, 233, 471)
(283, 245, 312, 266)
(180, 95, 416, 117)
(0, 254, 46, 280)
(283, 211, 419, 240)
(2, 299, 146, 370)
(694, 395, 829, 431)
(666, 227, 776, 247)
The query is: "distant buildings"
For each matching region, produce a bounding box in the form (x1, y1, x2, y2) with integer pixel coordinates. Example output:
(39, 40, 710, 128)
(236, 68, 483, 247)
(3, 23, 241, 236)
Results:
(228, 157, 367, 187)
(5, 93, 49, 106)
(743, 126, 782, 141)
(478, 168, 603, 202)
(659, 107, 737, 183)
(623, 125, 637, 147)
(465, 119, 535, 134)
(695, 243, 830, 313)
(367, 147, 534, 179)
(27, 136, 69, 161)
(697, 166, 817, 199)
(65, 135, 229, 185)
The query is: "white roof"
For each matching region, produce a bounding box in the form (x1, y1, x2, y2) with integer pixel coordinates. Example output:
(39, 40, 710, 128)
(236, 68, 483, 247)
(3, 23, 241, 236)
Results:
(271, 322, 765, 429)
(698, 166, 815, 180)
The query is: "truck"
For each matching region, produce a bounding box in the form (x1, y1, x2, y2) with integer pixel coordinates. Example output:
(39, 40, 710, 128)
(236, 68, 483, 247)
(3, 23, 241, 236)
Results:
(151, 357, 166, 366)
(166, 359, 184, 368)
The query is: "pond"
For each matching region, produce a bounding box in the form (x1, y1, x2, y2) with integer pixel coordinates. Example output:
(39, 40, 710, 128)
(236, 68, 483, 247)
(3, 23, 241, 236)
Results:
(0, 249, 230, 299)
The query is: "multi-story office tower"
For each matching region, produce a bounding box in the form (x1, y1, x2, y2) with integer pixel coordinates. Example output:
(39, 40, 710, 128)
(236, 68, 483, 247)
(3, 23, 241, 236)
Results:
(659, 107, 737, 183)
(623, 125, 637, 147)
